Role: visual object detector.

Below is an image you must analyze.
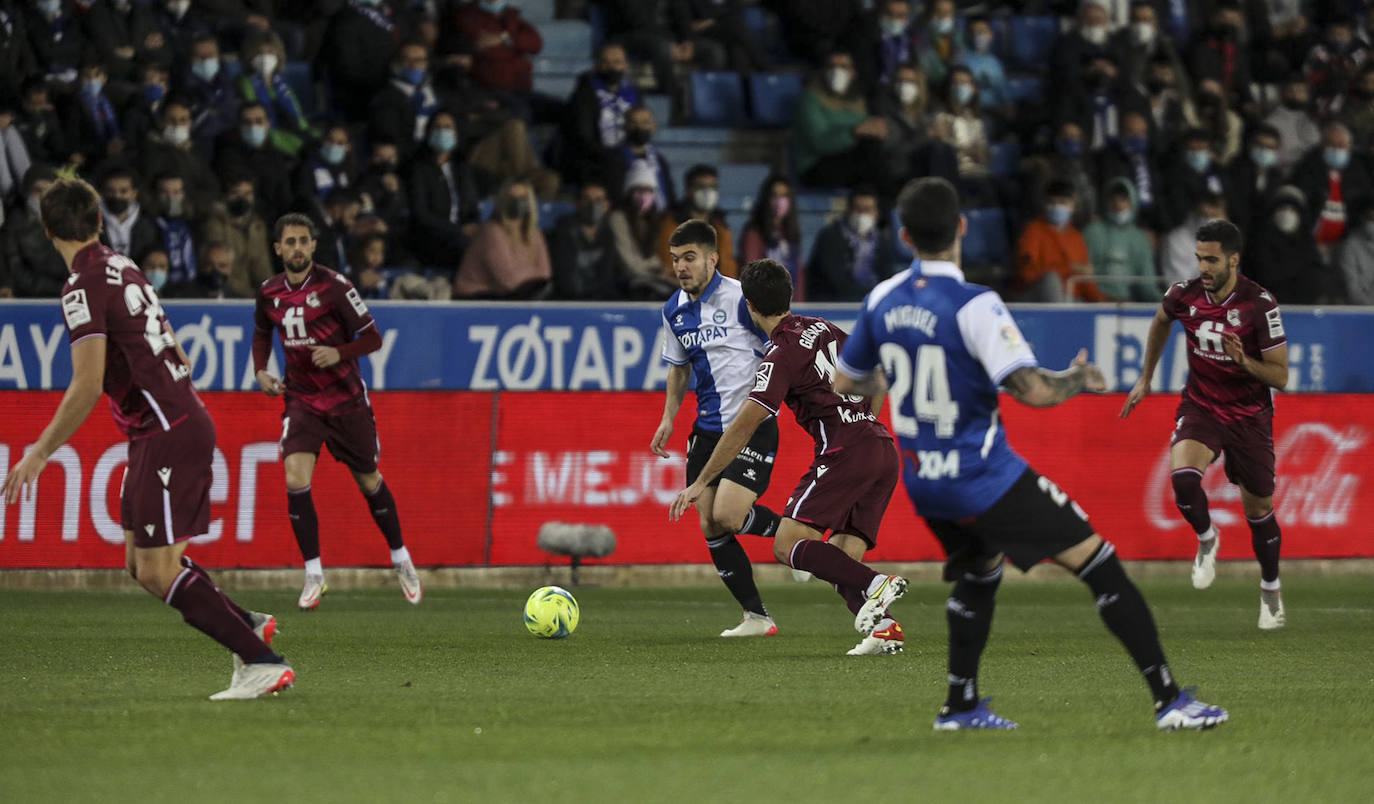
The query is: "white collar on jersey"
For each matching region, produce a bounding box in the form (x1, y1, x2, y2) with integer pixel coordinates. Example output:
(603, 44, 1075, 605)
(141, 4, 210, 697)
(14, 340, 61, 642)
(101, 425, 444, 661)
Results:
(916, 259, 964, 281)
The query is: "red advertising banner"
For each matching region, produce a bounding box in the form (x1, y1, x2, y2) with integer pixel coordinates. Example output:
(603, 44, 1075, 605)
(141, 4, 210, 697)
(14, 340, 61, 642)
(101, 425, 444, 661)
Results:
(2, 391, 1371, 567)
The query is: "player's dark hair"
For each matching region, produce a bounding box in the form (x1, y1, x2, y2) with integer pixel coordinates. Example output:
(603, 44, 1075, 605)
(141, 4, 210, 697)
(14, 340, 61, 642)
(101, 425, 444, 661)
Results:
(668, 219, 717, 252)
(273, 212, 318, 243)
(1196, 218, 1243, 256)
(897, 177, 962, 254)
(740, 259, 793, 317)
(40, 178, 102, 242)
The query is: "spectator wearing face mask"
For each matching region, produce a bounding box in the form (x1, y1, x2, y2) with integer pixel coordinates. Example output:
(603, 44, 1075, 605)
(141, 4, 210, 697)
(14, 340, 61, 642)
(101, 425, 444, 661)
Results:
(795, 52, 888, 191)
(739, 174, 803, 299)
(201, 170, 275, 298)
(346, 232, 391, 300)
(958, 15, 1011, 115)
(1340, 64, 1374, 149)
(1022, 121, 1098, 230)
(1291, 122, 1374, 254)
(157, 0, 215, 67)
(369, 40, 443, 161)
(454, 179, 551, 299)
(1095, 110, 1163, 231)
(933, 66, 999, 205)
(122, 61, 173, 150)
(0, 165, 68, 297)
(551, 181, 624, 301)
(1243, 186, 1328, 305)
(83, 0, 163, 83)
(237, 29, 316, 152)
(1055, 54, 1149, 154)
(1265, 76, 1322, 172)
(1053, 1, 1112, 88)
(1016, 179, 1103, 303)
(1188, 3, 1255, 109)
(315, 187, 363, 276)
(1083, 177, 1157, 302)
(1143, 56, 1198, 151)
(1112, 1, 1190, 96)
(1335, 195, 1374, 304)
(854, 0, 918, 94)
(1305, 20, 1369, 118)
(1224, 123, 1284, 233)
(604, 104, 676, 211)
(1194, 76, 1243, 164)
(1161, 128, 1227, 231)
(131, 247, 173, 297)
(167, 240, 239, 299)
(357, 140, 410, 244)
(408, 110, 480, 270)
(655, 164, 736, 278)
(139, 97, 220, 213)
(152, 171, 199, 286)
(98, 165, 160, 260)
(1160, 190, 1227, 286)
(874, 63, 958, 190)
(295, 125, 357, 219)
(14, 80, 72, 168)
(607, 161, 676, 299)
(214, 101, 297, 223)
(66, 60, 126, 170)
(914, 0, 962, 88)
(805, 186, 896, 302)
(177, 33, 240, 150)
(562, 43, 640, 187)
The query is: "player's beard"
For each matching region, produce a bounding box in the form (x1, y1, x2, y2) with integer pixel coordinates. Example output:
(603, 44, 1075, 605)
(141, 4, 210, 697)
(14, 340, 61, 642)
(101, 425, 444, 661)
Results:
(286, 255, 312, 273)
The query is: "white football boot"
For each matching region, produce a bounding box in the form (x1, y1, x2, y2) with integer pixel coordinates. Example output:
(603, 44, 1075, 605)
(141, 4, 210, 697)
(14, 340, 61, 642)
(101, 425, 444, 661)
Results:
(395, 560, 423, 604)
(1191, 528, 1219, 589)
(847, 618, 904, 655)
(1259, 588, 1286, 630)
(210, 662, 295, 701)
(720, 611, 778, 637)
(855, 575, 908, 635)
(297, 574, 326, 610)
(231, 611, 279, 681)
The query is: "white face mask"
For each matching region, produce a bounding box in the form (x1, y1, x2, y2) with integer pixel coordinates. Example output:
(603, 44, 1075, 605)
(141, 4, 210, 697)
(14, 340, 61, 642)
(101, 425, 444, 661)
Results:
(163, 123, 191, 146)
(1274, 208, 1301, 234)
(251, 53, 279, 76)
(1131, 22, 1156, 45)
(1082, 25, 1108, 45)
(827, 67, 852, 95)
(897, 81, 920, 105)
(850, 212, 876, 235)
(691, 187, 719, 212)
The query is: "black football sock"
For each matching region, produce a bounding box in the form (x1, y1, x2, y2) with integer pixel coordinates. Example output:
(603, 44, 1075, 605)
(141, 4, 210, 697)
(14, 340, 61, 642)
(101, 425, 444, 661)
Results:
(1247, 511, 1282, 583)
(739, 505, 781, 538)
(1170, 468, 1213, 536)
(287, 486, 321, 563)
(706, 534, 767, 617)
(364, 480, 406, 551)
(1077, 543, 1180, 711)
(944, 564, 1002, 713)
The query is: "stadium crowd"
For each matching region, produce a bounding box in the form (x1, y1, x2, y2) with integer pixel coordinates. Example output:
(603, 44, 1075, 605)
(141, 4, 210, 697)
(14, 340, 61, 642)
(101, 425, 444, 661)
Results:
(1, 0, 1372, 305)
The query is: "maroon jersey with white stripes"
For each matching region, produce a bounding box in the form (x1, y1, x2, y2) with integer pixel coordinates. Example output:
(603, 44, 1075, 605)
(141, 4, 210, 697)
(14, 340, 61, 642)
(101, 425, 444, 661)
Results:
(1160, 275, 1287, 423)
(62, 243, 202, 438)
(748, 314, 889, 454)
(254, 264, 376, 415)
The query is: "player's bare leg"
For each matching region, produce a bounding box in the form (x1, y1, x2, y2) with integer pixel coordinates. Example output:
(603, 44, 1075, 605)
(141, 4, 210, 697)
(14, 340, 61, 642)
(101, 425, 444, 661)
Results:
(1171, 439, 1220, 589)
(284, 452, 326, 609)
(1240, 486, 1285, 629)
(127, 534, 293, 699)
(773, 519, 903, 635)
(828, 533, 904, 656)
(701, 482, 774, 636)
(353, 469, 422, 604)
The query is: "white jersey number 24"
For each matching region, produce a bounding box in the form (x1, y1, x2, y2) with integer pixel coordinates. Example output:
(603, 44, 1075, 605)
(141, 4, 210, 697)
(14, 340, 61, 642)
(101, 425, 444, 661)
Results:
(879, 343, 959, 439)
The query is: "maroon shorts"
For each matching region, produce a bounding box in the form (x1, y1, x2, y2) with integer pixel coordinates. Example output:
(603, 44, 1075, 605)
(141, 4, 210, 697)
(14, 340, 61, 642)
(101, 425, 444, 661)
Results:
(280, 400, 380, 474)
(1172, 400, 1276, 497)
(784, 433, 900, 548)
(121, 407, 216, 548)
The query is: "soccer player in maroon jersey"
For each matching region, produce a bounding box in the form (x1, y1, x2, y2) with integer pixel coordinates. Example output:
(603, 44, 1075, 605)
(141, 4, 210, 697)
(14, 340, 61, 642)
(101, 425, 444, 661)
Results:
(1, 178, 292, 700)
(1121, 218, 1290, 629)
(670, 259, 908, 654)
(252, 214, 422, 610)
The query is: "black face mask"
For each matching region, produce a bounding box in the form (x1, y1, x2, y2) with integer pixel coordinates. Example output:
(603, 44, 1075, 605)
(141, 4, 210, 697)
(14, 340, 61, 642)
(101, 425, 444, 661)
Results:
(626, 128, 652, 147)
(503, 197, 531, 219)
(578, 202, 607, 226)
(1282, 97, 1310, 111)
(1198, 92, 1223, 112)
(599, 69, 624, 86)
(374, 159, 398, 173)
(226, 197, 252, 217)
(104, 197, 130, 215)
(1146, 77, 1171, 94)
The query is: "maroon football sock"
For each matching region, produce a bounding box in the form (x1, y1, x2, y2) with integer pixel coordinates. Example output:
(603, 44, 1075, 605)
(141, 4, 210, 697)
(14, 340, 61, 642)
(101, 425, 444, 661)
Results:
(835, 583, 866, 615)
(787, 540, 878, 591)
(1247, 511, 1282, 583)
(180, 556, 251, 625)
(287, 486, 321, 562)
(164, 569, 276, 662)
(1170, 468, 1213, 536)
(364, 480, 405, 551)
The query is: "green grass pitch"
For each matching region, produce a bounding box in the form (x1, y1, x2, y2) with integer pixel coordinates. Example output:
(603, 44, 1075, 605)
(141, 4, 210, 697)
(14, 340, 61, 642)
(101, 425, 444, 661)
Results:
(1, 575, 1371, 803)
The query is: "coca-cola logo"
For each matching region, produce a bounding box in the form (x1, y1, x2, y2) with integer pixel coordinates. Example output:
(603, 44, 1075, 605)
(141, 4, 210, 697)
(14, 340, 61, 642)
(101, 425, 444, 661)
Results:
(1145, 422, 1369, 530)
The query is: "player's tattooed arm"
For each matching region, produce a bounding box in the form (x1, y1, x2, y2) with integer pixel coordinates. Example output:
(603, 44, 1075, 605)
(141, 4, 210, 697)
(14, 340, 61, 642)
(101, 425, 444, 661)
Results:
(1001, 349, 1106, 408)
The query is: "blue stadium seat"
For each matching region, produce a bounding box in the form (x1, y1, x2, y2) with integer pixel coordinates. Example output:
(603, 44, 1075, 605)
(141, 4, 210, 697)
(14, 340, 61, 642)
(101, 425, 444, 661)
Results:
(1007, 16, 1058, 72)
(586, 2, 607, 50)
(644, 94, 672, 126)
(539, 20, 593, 61)
(990, 141, 1020, 179)
(533, 57, 593, 77)
(1006, 75, 1046, 106)
(655, 127, 732, 145)
(282, 61, 316, 119)
(717, 163, 772, 201)
(539, 200, 575, 230)
(656, 144, 730, 171)
(798, 211, 830, 261)
(748, 72, 804, 127)
(690, 71, 746, 126)
(532, 74, 578, 100)
(796, 192, 840, 213)
(522, 0, 556, 23)
(962, 207, 1009, 266)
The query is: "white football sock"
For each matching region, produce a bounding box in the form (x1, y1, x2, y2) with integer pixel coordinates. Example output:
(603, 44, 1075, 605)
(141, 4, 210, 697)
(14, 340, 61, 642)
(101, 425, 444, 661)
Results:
(390, 546, 412, 565)
(304, 558, 323, 577)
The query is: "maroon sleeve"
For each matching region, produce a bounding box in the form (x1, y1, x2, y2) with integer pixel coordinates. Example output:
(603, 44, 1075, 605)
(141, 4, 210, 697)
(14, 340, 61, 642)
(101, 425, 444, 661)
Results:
(330, 275, 377, 339)
(62, 272, 110, 344)
(1254, 293, 1287, 352)
(336, 326, 382, 360)
(1160, 281, 1187, 320)
(747, 342, 795, 416)
(252, 292, 273, 372)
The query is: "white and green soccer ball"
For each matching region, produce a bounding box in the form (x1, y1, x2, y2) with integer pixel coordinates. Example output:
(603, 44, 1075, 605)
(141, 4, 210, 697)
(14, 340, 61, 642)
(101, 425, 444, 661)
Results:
(523, 586, 580, 639)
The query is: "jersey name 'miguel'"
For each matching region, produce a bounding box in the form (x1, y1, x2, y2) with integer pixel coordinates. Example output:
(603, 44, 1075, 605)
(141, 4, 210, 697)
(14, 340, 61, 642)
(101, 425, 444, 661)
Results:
(882, 305, 939, 336)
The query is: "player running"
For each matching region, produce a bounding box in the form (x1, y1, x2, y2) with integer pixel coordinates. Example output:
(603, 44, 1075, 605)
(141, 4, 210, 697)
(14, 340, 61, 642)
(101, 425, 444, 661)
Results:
(670, 258, 909, 656)
(1120, 219, 1289, 630)
(1, 178, 291, 701)
(253, 213, 421, 610)
(652, 221, 787, 637)
(835, 177, 1227, 730)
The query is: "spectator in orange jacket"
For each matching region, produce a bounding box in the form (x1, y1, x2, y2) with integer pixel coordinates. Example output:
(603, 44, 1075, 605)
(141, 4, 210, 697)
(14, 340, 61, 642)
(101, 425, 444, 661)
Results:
(449, 1, 543, 95)
(1015, 179, 1104, 302)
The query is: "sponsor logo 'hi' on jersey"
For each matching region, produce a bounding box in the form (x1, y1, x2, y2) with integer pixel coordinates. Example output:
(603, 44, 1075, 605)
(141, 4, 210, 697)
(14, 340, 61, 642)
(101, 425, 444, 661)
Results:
(748, 314, 889, 454)
(1161, 275, 1286, 423)
(254, 264, 377, 415)
(837, 260, 1037, 521)
(660, 271, 768, 432)
(62, 243, 201, 438)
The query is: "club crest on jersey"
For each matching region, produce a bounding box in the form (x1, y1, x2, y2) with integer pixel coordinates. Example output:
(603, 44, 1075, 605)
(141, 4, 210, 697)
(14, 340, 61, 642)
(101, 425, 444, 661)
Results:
(306, 291, 321, 308)
(713, 309, 727, 324)
(1227, 309, 1240, 326)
